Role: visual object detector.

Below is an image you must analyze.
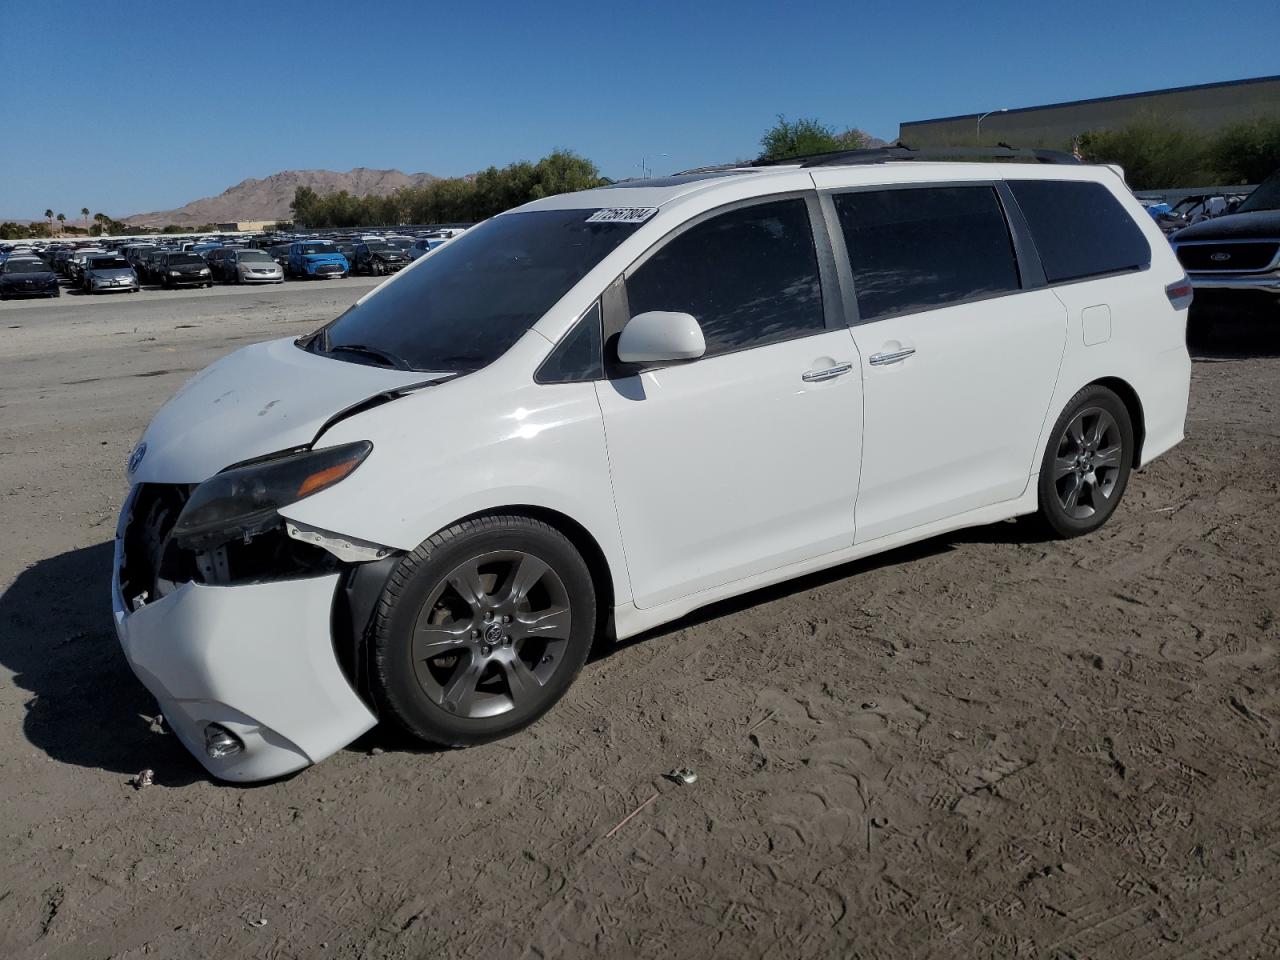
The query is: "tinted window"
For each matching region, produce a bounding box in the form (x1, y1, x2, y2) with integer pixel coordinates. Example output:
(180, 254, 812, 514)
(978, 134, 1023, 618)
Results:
(625, 198, 824, 358)
(834, 186, 1020, 322)
(4, 260, 50, 274)
(537, 302, 603, 383)
(166, 254, 204, 266)
(1008, 180, 1150, 284)
(312, 209, 641, 373)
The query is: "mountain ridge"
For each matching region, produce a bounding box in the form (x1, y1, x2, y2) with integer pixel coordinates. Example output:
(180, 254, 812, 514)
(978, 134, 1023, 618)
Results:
(126, 167, 439, 226)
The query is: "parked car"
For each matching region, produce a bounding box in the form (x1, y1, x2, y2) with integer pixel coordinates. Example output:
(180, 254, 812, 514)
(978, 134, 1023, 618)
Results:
(124, 244, 157, 274)
(227, 248, 285, 284)
(206, 247, 242, 282)
(82, 255, 139, 294)
(112, 152, 1191, 781)
(67, 248, 107, 285)
(1172, 168, 1280, 301)
(287, 240, 348, 279)
(407, 236, 451, 261)
(267, 243, 292, 271)
(138, 248, 170, 284)
(349, 239, 409, 275)
(0, 256, 60, 299)
(157, 251, 213, 288)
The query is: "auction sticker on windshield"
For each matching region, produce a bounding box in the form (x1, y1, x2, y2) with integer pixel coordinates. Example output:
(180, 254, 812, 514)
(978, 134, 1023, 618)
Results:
(585, 207, 658, 224)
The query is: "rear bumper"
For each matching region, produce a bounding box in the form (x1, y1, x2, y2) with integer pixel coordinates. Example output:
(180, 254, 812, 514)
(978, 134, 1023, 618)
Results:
(111, 506, 376, 782)
(1138, 342, 1191, 468)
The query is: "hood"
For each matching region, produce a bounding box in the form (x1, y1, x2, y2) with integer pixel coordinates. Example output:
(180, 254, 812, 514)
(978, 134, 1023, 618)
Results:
(2, 269, 55, 282)
(131, 336, 439, 485)
(1173, 209, 1280, 242)
(171, 263, 207, 272)
(303, 252, 346, 262)
(88, 267, 135, 278)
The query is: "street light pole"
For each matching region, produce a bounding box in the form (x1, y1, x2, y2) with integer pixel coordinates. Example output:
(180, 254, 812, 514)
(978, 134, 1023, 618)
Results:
(976, 108, 1007, 142)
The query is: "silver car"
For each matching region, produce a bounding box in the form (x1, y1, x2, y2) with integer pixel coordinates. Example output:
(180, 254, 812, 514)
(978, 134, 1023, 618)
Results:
(83, 255, 139, 294)
(231, 249, 285, 284)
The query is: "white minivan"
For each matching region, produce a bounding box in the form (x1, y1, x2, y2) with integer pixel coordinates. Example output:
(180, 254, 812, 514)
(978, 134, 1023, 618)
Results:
(113, 149, 1193, 781)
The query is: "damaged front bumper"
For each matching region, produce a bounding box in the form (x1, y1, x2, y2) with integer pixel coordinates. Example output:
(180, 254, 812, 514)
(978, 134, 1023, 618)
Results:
(111, 487, 378, 782)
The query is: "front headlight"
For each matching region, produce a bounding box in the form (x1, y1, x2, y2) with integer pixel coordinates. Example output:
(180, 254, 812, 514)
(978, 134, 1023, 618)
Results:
(200, 267, 210, 274)
(169, 270, 180, 276)
(171, 441, 373, 550)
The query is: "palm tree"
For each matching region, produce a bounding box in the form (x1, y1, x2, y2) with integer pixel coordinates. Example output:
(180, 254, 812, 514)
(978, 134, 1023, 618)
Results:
(44, 208, 53, 237)
(81, 207, 90, 232)
(56, 213, 66, 235)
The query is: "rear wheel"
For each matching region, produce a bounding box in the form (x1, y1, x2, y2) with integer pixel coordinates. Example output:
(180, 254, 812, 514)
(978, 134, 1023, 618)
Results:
(372, 515, 596, 747)
(1036, 385, 1134, 538)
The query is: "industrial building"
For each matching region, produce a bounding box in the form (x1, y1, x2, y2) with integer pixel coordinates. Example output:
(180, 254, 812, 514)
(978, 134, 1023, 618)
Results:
(899, 75, 1280, 149)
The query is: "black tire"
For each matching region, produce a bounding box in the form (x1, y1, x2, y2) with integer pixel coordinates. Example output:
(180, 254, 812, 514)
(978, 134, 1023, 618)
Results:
(1036, 384, 1134, 538)
(371, 515, 596, 747)
(372, 259, 385, 276)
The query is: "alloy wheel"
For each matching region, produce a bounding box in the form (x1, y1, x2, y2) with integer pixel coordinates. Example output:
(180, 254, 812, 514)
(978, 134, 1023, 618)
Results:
(1052, 406, 1124, 519)
(410, 550, 572, 719)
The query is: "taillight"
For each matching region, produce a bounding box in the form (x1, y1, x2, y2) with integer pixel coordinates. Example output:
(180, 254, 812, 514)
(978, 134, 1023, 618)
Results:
(1165, 276, 1194, 311)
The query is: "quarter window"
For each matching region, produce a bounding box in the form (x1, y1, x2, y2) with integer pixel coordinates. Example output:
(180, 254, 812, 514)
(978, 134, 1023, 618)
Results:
(1007, 180, 1150, 284)
(625, 198, 825, 359)
(537, 303, 603, 383)
(834, 186, 1021, 322)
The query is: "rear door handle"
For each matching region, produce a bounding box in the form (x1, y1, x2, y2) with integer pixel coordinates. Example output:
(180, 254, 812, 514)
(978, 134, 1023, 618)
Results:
(868, 348, 916, 366)
(802, 362, 854, 383)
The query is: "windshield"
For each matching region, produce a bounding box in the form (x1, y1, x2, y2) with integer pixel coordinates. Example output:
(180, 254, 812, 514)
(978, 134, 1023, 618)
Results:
(167, 254, 204, 266)
(89, 257, 130, 270)
(300, 243, 333, 255)
(309, 209, 641, 372)
(4, 260, 50, 274)
(1238, 171, 1280, 213)
(238, 250, 273, 263)
(365, 241, 393, 252)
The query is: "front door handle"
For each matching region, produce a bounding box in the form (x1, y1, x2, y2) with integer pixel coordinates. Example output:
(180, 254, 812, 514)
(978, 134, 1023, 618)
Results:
(868, 347, 916, 366)
(802, 362, 854, 383)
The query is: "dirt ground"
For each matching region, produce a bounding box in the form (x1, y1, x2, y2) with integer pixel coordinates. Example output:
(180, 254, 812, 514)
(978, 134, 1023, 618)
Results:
(1, 283, 1278, 959)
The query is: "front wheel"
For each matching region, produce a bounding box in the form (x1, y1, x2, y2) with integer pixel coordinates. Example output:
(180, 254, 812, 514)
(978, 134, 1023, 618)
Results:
(372, 515, 596, 747)
(1036, 385, 1134, 538)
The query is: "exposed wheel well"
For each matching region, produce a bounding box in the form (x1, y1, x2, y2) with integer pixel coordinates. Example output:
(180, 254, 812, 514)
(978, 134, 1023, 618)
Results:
(1091, 377, 1145, 466)
(458, 505, 617, 641)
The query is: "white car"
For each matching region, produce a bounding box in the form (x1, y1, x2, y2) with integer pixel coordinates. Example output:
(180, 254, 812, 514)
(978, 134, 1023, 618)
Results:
(113, 151, 1192, 781)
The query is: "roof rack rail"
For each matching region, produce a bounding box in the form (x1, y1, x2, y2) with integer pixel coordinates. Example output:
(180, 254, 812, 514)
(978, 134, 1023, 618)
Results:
(750, 143, 1081, 168)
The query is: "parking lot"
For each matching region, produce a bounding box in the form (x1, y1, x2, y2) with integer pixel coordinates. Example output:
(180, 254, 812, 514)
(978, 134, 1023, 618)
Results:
(0, 282, 1278, 958)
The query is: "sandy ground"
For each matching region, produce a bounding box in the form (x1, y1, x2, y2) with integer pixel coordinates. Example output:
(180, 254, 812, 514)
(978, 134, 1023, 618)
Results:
(0, 281, 1278, 959)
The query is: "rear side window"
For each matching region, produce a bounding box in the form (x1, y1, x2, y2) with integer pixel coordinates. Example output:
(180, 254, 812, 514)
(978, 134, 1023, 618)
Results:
(625, 198, 825, 359)
(1007, 180, 1150, 284)
(834, 186, 1020, 322)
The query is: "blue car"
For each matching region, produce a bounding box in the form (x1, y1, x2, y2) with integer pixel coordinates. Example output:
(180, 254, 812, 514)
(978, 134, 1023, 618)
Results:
(287, 241, 349, 279)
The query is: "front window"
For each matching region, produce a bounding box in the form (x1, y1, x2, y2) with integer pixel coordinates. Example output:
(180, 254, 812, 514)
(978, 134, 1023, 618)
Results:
(1238, 170, 1280, 213)
(90, 257, 130, 270)
(238, 250, 273, 263)
(299, 243, 333, 255)
(166, 254, 204, 266)
(4, 260, 49, 274)
(307, 209, 641, 372)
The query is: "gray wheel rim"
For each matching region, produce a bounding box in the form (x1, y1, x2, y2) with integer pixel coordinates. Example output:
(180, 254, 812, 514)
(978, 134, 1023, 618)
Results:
(410, 550, 572, 719)
(1053, 406, 1124, 520)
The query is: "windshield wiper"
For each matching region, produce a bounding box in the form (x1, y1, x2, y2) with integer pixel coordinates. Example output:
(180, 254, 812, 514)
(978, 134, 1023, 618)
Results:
(326, 343, 413, 371)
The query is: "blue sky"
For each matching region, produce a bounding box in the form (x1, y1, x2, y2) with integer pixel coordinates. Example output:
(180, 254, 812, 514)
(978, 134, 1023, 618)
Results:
(1, 0, 1276, 218)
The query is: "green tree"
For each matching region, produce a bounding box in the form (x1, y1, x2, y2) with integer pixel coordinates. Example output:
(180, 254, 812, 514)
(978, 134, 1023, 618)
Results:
(43, 208, 53, 235)
(1207, 116, 1280, 185)
(759, 116, 867, 161)
(81, 206, 90, 231)
(1077, 119, 1212, 190)
(56, 212, 66, 235)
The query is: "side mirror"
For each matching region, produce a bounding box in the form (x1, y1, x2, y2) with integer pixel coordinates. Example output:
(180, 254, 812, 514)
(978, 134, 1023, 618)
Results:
(617, 311, 706, 364)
